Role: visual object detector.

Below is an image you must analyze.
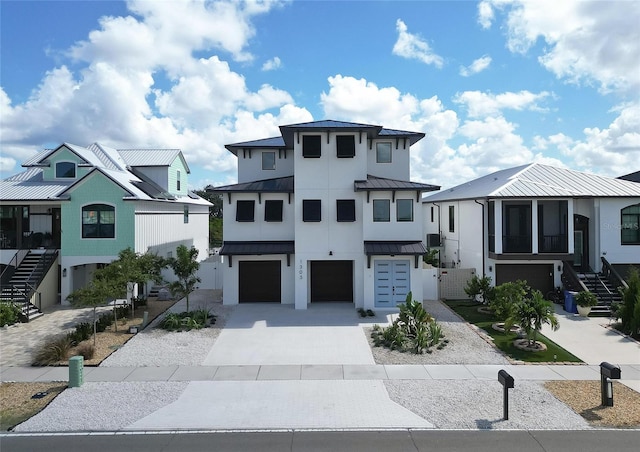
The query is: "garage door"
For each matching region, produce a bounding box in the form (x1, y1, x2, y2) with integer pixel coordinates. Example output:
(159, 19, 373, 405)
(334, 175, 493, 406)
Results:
(239, 261, 281, 302)
(496, 264, 554, 295)
(310, 261, 353, 302)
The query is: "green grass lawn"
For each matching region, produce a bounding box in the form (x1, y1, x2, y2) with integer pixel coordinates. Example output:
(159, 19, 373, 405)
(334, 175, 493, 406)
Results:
(444, 300, 582, 363)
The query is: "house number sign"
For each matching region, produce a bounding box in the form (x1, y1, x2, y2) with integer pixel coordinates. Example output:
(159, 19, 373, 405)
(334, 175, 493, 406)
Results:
(299, 260, 303, 279)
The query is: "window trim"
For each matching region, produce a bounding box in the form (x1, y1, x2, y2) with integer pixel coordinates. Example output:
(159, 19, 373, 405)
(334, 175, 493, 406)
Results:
(55, 161, 76, 179)
(336, 135, 356, 158)
(302, 135, 322, 158)
(236, 200, 255, 222)
(376, 142, 392, 164)
(264, 199, 283, 222)
(336, 199, 356, 222)
(81, 203, 115, 239)
(262, 151, 276, 170)
(396, 199, 414, 222)
(303, 199, 322, 222)
(373, 199, 390, 222)
(621, 203, 640, 245)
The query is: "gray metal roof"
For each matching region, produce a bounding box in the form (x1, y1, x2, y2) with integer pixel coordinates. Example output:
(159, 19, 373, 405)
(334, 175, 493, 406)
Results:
(225, 136, 286, 154)
(619, 171, 640, 183)
(355, 175, 440, 192)
(0, 168, 73, 201)
(208, 176, 294, 193)
(364, 241, 427, 255)
(424, 163, 640, 202)
(118, 148, 187, 171)
(220, 241, 295, 255)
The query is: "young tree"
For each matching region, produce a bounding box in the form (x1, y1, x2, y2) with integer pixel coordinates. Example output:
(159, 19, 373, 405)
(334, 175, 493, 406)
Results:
(491, 280, 529, 321)
(167, 245, 201, 312)
(619, 267, 640, 338)
(505, 290, 559, 347)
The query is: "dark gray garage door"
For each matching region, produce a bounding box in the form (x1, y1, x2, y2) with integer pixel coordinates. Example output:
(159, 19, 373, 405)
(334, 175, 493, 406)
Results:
(496, 264, 554, 294)
(310, 260, 353, 302)
(239, 261, 281, 302)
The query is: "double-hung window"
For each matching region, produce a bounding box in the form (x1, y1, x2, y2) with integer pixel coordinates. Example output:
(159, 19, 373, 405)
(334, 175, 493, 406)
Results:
(376, 142, 391, 163)
(262, 151, 276, 170)
(396, 199, 413, 222)
(82, 204, 115, 238)
(373, 199, 390, 222)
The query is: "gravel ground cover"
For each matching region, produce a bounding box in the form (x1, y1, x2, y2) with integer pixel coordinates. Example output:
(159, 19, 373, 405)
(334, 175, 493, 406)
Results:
(101, 290, 232, 367)
(366, 300, 510, 365)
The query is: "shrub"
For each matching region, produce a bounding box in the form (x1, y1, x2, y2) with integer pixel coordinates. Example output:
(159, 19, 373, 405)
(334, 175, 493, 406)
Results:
(95, 312, 114, 332)
(575, 291, 598, 307)
(159, 309, 214, 331)
(464, 275, 495, 305)
(618, 267, 640, 338)
(491, 280, 530, 320)
(33, 335, 72, 366)
(114, 306, 130, 320)
(67, 322, 93, 346)
(76, 342, 95, 360)
(0, 302, 21, 326)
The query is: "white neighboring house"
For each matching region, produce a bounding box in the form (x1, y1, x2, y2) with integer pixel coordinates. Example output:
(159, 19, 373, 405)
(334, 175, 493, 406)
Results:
(423, 163, 640, 295)
(209, 120, 439, 310)
(0, 142, 211, 309)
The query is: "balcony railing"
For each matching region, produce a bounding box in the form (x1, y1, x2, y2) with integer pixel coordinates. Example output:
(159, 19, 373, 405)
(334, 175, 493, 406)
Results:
(502, 235, 531, 253)
(539, 234, 568, 253)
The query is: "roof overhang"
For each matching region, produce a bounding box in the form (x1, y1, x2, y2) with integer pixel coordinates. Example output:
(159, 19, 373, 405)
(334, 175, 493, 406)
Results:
(364, 240, 427, 269)
(219, 241, 295, 267)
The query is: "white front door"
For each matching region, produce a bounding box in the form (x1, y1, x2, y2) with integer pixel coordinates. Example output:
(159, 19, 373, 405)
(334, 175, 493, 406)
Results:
(374, 260, 411, 307)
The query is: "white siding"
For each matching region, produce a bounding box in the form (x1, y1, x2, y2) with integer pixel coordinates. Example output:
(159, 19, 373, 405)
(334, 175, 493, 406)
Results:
(598, 197, 640, 268)
(367, 138, 410, 180)
(238, 149, 294, 183)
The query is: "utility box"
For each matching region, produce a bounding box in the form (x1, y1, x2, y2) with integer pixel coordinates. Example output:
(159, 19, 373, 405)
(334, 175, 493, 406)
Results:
(69, 356, 84, 388)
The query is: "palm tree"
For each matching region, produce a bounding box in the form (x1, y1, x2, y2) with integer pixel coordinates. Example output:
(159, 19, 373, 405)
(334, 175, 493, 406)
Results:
(505, 290, 559, 347)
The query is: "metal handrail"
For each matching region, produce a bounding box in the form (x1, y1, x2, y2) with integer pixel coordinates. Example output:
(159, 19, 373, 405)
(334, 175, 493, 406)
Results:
(0, 249, 29, 284)
(562, 261, 589, 292)
(601, 256, 628, 290)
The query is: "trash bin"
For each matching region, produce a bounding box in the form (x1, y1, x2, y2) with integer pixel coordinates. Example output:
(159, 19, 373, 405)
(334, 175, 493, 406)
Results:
(564, 290, 578, 314)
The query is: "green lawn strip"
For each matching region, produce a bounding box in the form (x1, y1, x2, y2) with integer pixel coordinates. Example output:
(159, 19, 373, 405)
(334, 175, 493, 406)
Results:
(444, 300, 582, 363)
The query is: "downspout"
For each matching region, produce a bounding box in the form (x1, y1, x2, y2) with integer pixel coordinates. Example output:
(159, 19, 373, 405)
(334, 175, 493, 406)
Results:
(474, 199, 485, 278)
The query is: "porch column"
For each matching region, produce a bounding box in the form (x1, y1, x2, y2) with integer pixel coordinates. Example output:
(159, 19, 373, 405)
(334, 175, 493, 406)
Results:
(567, 201, 575, 254)
(495, 200, 503, 254)
(531, 200, 539, 254)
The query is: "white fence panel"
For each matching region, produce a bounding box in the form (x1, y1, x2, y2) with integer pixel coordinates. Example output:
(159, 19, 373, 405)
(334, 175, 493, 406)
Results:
(438, 268, 476, 300)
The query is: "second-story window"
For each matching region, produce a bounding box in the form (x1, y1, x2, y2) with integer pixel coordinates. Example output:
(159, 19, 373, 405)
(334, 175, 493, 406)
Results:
(303, 135, 321, 158)
(449, 205, 455, 232)
(336, 199, 356, 222)
(56, 161, 76, 178)
(236, 200, 255, 222)
(264, 200, 283, 222)
(373, 199, 390, 222)
(183, 206, 189, 224)
(177, 170, 181, 191)
(82, 204, 115, 238)
(376, 142, 392, 163)
(303, 199, 321, 222)
(262, 151, 276, 170)
(336, 135, 355, 158)
(397, 199, 413, 222)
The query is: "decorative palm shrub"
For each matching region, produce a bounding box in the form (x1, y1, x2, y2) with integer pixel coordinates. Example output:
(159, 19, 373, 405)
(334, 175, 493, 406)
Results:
(504, 290, 559, 347)
(371, 292, 446, 354)
(464, 275, 495, 305)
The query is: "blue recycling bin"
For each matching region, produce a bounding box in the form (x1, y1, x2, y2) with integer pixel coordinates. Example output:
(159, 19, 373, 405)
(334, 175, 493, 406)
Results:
(564, 290, 578, 313)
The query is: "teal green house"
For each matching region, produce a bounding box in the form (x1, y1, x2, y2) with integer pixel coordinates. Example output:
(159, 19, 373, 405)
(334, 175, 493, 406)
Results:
(0, 142, 211, 312)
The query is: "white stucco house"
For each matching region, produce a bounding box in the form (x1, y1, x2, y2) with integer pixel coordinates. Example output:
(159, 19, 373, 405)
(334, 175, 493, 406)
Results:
(0, 142, 211, 313)
(423, 163, 640, 296)
(209, 120, 439, 310)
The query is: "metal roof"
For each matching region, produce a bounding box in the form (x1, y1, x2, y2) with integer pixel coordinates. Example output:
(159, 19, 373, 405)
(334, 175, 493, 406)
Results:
(619, 171, 640, 183)
(208, 176, 294, 193)
(424, 163, 640, 202)
(364, 241, 427, 255)
(219, 241, 295, 255)
(118, 148, 187, 171)
(355, 175, 440, 192)
(0, 168, 73, 201)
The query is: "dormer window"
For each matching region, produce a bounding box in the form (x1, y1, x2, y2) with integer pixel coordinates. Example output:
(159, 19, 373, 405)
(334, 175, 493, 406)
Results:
(336, 136, 355, 158)
(56, 161, 76, 178)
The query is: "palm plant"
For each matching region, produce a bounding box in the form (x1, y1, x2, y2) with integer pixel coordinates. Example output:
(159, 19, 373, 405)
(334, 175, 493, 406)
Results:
(505, 290, 559, 347)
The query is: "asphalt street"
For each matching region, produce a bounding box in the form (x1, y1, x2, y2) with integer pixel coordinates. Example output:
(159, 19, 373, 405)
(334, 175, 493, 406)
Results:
(1, 430, 639, 452)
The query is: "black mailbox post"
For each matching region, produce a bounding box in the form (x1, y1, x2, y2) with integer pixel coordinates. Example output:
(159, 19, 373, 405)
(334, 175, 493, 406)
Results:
(600, 362, 621, 407)
(498, 370, 514, 420)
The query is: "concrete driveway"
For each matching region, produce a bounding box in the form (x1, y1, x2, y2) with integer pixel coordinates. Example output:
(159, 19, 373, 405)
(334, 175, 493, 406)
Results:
(203, 303, 385, 366)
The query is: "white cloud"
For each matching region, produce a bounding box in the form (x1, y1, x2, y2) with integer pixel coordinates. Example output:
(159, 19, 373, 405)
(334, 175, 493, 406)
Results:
(453, 90, 551, 118)
(459, 55, 492, 77)
(483, 0, 640, 95)
(262, 56, 282, 71)
(477, 1, 495, 29)
(392, 19, 444, 68)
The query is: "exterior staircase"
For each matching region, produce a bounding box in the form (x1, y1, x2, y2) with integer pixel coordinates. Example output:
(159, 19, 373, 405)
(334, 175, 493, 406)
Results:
(0, 249, 58, 322)
(576, 272, 622, 316)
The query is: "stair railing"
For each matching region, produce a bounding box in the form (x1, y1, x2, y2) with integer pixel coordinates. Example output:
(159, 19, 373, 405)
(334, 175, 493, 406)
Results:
(0, 249, 29, 285)
(562, 261, 589, 292)
(594, 274, 615, 306)
(601, 256, 628, 291)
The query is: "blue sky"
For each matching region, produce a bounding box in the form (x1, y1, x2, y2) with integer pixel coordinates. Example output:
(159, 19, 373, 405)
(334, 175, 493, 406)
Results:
(1, 0, 638, 190)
